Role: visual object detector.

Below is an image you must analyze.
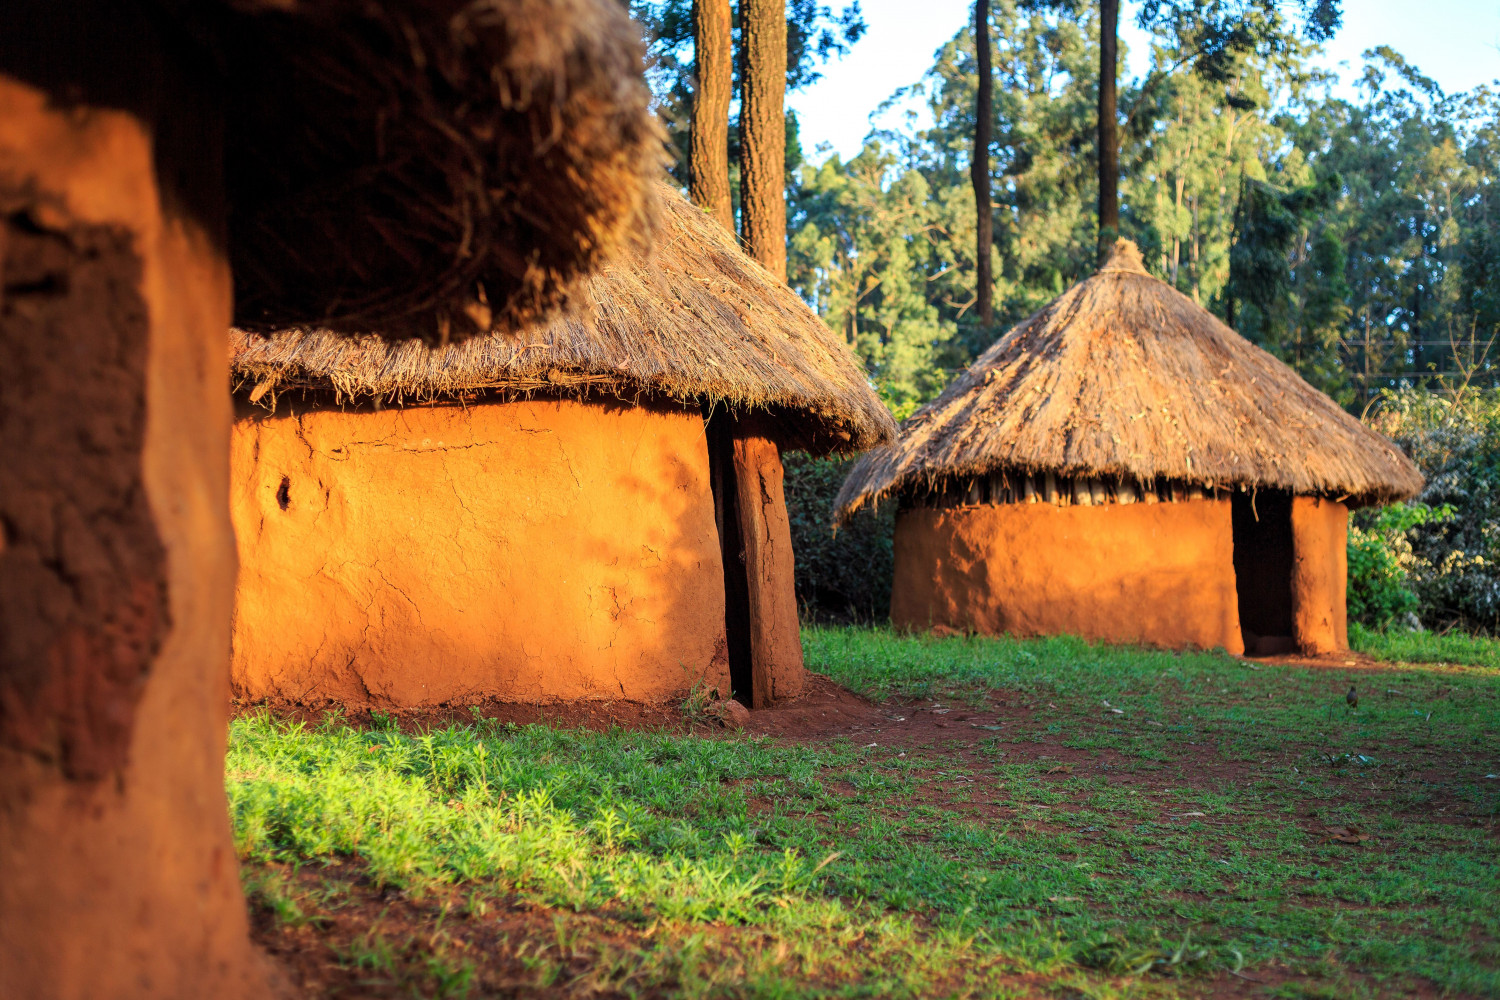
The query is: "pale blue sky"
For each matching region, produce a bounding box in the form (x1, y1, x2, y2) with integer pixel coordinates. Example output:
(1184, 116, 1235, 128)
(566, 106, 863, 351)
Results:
(787, 0, 1500, 161)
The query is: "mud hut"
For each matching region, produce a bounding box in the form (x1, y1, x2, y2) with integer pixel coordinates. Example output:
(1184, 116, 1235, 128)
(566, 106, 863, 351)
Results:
(836, 241, 1422, 657)
(1, 2, 659, 996)
(229, 185, 895, 711)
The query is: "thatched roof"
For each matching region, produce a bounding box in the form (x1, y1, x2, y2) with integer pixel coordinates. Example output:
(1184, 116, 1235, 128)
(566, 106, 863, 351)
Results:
(836, 240, 1423, 517)
(204, 0, 663, 340)
(231, 184, 897, 454)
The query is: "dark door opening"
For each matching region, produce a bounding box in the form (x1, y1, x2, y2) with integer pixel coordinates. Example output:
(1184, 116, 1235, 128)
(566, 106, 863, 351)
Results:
(1231, 490, 1295, 655)
(705, 411, 755, 704)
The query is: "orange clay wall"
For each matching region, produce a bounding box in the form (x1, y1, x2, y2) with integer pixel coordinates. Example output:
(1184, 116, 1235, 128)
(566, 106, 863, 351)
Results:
(230, 398, 730, 706)
(1290, 497, 1349, 654)
(891, 500, 1245, 655)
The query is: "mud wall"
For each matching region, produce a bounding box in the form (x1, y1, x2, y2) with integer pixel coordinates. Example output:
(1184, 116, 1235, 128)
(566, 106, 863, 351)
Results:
(892, 500, 1244, 654)
(0, 68, 263, 1000)
(231, 398, 730, 706)
(1290, 497, 1349, 655)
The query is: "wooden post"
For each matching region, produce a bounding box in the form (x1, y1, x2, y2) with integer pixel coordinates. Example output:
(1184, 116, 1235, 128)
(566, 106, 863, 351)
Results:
(729, 422, 806, 706)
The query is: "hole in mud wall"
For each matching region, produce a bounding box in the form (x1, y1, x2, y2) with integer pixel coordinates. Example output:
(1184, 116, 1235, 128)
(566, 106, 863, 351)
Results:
(275, 476, 291, 511)
(1232, 490, 1295, 655)
(705, 411, 753, 705)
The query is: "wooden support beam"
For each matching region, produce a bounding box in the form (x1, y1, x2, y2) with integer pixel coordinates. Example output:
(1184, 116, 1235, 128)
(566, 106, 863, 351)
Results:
(729, 421, 805, 706)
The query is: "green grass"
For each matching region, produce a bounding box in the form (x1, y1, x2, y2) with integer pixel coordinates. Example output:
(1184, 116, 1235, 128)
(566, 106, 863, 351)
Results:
(1350, 622, 1500, 668)
(230, 628, 1500, 998)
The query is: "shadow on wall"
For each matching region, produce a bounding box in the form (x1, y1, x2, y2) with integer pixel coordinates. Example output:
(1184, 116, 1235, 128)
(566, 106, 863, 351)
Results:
(229, 394, 729, 707)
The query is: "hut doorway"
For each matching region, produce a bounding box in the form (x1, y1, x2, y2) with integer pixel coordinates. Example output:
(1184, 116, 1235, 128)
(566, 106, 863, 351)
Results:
(1231, 490, 1296, 655)
(704, 410, 809, 707)
(706, 412, 756, 704)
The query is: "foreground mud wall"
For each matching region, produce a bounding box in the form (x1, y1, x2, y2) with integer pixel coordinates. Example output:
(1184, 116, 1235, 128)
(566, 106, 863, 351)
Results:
(1290, 497, 1349, 655)
(231, 398, 729, 705)
(0, 72, 264, 1000)
(892, 500, 1244, 654)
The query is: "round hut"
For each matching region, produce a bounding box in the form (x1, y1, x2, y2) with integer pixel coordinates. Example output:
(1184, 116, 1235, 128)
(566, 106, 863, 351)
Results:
(1, 2, 658, 996)
(835, 240, 1422, 657)
(229, 185, 895, 710)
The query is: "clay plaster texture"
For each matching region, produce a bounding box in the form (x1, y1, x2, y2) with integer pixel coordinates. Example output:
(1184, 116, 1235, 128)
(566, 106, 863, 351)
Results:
(231, 397, 730, 706)
(891, 500, 1245, 654)
(0, 75, 263, 1000)
(1290, 496, 1349, 654)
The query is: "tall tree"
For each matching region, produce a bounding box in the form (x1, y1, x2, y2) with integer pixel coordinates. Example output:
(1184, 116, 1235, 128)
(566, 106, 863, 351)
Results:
(1097, 0, 1120, 253)
(739, 0, 789, 280)
(972, 0, 995, 324)
(1041, 0, 1344, 255)
(690, 0, 734, 230)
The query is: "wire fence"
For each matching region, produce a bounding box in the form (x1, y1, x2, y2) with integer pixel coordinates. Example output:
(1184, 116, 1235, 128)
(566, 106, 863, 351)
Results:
(1339, 338, 1500, 403)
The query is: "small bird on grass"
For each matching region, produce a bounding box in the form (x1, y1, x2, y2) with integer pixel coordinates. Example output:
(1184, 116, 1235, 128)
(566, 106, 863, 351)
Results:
(1346, 686, 1359, 711)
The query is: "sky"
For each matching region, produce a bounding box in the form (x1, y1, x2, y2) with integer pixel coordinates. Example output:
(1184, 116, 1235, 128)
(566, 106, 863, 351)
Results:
(786, 0, 1500, 162)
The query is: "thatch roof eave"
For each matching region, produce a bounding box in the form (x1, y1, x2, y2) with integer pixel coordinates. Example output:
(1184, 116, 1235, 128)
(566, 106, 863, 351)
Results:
(230, 185, 897, 455)
(834, 240, 1422, 518)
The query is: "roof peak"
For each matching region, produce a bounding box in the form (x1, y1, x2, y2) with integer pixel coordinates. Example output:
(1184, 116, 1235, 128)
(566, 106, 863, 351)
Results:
(1098, 238, 1149, 276)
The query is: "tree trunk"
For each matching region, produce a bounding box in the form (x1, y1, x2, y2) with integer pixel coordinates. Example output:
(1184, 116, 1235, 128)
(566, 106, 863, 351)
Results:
(690, 0, 734, 233)
(972, 0, 994, 326)
(738, 0, 787, 281)
(1098, 0, 1120, 257)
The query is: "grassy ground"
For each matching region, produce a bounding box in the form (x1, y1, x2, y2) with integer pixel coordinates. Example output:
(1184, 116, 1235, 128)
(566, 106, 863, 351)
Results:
(1349, 623, 1500, 669)
(233, 628, 1500, 998)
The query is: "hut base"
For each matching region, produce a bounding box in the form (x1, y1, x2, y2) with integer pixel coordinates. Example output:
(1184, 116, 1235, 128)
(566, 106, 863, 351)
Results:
(0, 75, 264, 999)
(891, 501, 1245, 654)
(231, 397, 731, 707)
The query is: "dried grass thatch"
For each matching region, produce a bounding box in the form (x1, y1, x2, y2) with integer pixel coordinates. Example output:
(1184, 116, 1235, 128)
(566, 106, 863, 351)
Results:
(231, 184, 897, 454)
(837, 240, 1423, 518)
(199, 0, 664, 340)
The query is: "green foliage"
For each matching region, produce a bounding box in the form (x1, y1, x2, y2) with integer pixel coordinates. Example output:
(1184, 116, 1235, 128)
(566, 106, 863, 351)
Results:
(1347, 501, 1454, 629)
(782, 453, 893, 621)
(783, 10, 1500, 413)
(789, 147, 962, 412)
(1370, 388, 1500, 632)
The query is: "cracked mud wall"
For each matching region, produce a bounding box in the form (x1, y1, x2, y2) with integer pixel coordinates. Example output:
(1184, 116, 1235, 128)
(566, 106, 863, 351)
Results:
(892, 501, 1244, 655)
(231, 397, 730, 706)
(0, 58, 264, 1000)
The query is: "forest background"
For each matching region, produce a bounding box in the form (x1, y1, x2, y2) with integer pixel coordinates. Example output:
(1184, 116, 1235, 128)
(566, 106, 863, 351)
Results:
(628, 0, 1500, 636)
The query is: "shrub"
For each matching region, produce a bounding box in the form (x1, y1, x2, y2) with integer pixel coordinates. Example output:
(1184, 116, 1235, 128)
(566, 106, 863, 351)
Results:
(1347, 502, 1452, 628)
(783, 454, 894, 622)
(1365, 388, 1500, 633)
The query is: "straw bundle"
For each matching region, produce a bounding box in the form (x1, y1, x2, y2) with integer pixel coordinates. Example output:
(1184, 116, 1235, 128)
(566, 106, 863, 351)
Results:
(231, 184, 897, 454)
(836, 240, 1422, 518)
(202, 0, 664, 340)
